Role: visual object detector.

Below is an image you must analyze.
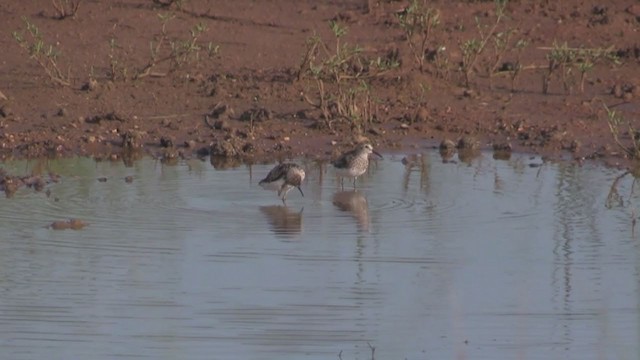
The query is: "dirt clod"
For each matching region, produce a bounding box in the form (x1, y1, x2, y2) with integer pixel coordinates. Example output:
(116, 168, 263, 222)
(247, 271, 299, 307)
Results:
(457, 136, 480, 150)
(49, 219, 88, 230)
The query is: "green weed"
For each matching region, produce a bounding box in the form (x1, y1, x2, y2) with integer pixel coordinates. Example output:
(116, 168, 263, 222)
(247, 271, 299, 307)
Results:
(458, 0, 507, 88)
(104, 13, 218, 82)
(396, 0, 440, 72)
(542, 42, 619, 94)
(12, 17, 71, 86)
(298, 21, 388, 132)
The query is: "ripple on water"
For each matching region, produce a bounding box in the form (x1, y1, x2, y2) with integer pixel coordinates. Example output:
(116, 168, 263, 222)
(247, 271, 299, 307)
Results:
(0, 155, 639, 360)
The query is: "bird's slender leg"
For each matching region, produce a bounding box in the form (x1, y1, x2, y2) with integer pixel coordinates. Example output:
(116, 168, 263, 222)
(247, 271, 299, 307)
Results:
(280, 184, 293, 205)
(352, 177, 357, 188)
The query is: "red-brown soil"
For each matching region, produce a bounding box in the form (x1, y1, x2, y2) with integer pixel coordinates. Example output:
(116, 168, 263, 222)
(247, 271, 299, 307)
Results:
(0, 0, 639, 167)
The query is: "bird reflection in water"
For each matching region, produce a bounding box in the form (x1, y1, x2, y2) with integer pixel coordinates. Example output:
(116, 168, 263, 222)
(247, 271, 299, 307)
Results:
(259, 205, 303, 239)
(332, 190, 370, 232)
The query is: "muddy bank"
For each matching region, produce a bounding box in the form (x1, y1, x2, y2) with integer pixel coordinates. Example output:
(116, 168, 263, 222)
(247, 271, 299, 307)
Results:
(0, 0, 638, 168)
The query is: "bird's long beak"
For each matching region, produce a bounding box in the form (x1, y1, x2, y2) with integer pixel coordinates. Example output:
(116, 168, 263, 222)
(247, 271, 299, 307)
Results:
(297, 186, 305, 197)
(373, 150, 383, 159)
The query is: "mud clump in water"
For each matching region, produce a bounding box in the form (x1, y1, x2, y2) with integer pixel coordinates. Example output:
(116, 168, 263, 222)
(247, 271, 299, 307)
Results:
(121, 130, 144, 150)
(0, 169, 58, 197)
(457, 136, 480, 150)
(49, 219, 88, 230)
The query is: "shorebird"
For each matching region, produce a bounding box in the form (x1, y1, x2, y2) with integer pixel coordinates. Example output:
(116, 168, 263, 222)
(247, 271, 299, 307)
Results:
(332, 143, 382, 188)
(259, 163, 305, 204)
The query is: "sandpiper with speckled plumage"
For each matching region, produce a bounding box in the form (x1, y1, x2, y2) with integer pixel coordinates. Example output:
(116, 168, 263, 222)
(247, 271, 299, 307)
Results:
(259, 163, 305, 204)
(332, 143, 382, 188)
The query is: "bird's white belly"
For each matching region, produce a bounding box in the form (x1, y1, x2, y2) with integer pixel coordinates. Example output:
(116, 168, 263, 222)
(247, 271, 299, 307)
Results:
(260, 178, 284, 191)
(335, 167, 366, 178)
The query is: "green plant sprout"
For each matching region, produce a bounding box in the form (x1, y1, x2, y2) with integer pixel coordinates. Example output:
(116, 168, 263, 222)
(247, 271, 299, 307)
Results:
(542, 42, 619, 94)
(297, 22, 387, 131)
(135, 14, 218, 80)
(432, 45, 450, 80)
(396, 0, 440, 72)
(458, 0, 508, 88)
(12, 17, 71, 86)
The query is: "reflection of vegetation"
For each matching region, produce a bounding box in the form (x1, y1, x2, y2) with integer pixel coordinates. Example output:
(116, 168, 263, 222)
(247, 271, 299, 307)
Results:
(605, 168, 640, 234)
(603, 103, 640, 159)
(402, 153, 430, 193)
(209, 155, 242, 170)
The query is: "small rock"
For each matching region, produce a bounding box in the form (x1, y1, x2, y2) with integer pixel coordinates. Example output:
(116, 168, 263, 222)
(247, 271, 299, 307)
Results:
(626, 4, 640, 17)
(565, 140, 581, 153)
(0, 105, 13, 118)
(239, 107, 271, 122)
(462, 89, 477, 98)
(210, 138, 239, 157)
(121, 129, 143, 150)
(49, 219, 88, 230)
(492, 142, 512, 160)
(81, 78, 99, 91)
(124, 176, 134, 183)
(185, 139, 196, 148)
(414, 106, 429, 123)
(97, 177, 108, 182)
(457, 136, 480, 150)
(612, 84, 624, 98)
(50, 220, 70, 230)
(68, 219, 88, 230)
(492, 142, 512, 152)
(242, 142, 255, 153)
(213, 119, 229, 130)
(439, 139, 456, 150)
(196, 146, 210, 157)
(209, 102, 228, 118)
(160, 136, 174, 148)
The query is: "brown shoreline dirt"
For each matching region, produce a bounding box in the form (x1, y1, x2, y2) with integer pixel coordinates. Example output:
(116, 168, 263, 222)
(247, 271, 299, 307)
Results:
(0, 0, 639, 169)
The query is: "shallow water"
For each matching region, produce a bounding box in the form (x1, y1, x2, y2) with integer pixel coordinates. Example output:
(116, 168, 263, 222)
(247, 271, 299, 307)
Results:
(0, 153, 639, 360)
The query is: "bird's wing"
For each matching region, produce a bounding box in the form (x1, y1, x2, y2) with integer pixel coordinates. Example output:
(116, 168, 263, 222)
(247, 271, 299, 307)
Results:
(332, 150, 355, 168)
(260, 164, 287, 183)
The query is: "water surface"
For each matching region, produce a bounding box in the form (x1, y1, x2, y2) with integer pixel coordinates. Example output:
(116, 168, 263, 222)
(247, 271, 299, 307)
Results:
(0, 153, 638, 360)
